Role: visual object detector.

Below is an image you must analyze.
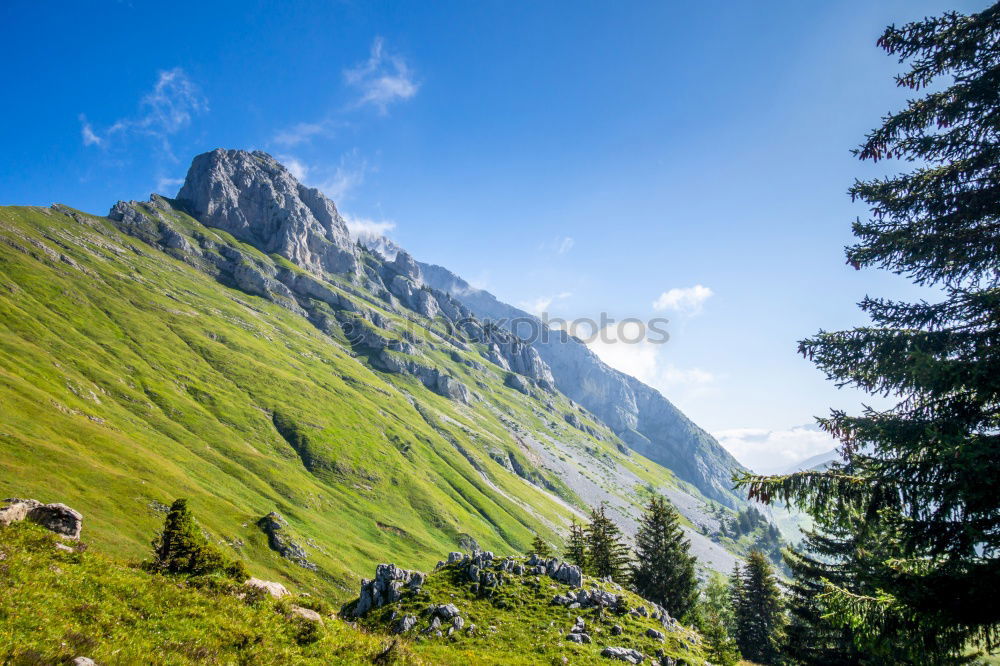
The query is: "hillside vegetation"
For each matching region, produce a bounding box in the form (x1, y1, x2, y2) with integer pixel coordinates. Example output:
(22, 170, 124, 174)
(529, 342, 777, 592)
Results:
(0, 201, 731, 601)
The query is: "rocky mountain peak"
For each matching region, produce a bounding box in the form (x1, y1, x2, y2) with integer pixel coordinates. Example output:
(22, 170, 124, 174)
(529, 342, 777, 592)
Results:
(176, 149, 358, 275)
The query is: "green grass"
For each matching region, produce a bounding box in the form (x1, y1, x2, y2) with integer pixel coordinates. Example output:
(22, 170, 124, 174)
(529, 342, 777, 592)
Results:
(353, 556, 706, 665)
(0, 522, 421, 665)
(0, 202, 723, 606)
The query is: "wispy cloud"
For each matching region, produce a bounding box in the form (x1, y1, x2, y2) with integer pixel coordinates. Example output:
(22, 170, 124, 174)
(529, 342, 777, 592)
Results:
(344, 37, 419, 114)
(79, 67, 206, 160)
(80, 116, 102, 146)
(713, 425, 839, 474)
(316, 153, 368, 201)
(557, 236, 575, 255)
(585, 321, 715, 403)
(155, 176, 184, 194)
(518, 292, 572, 316)
(652, 284, 713, 315)
(278, 155, 310, 181)
(344, 214, 396, 238)
(273, 121, 332, 148)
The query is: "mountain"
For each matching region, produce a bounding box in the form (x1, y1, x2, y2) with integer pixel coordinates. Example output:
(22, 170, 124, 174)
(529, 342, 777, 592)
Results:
(413, 262, 746, 508)
(0, 149, 747, 599)
(782, 448, 841, 474)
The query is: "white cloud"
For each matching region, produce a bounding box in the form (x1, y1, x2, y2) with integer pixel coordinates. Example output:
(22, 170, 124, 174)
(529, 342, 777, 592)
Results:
(585, 322, 714, 403)
(155, 176, 184, 194)
(316, 157, 367, 201)
(344, 37, 419, 114)
(80, 68, 206, 159)
(278, 155, 310, 181)
(273, 122, 330, 147)
(557, 237, 575, 255)
(344, 214, 396, 238)
(713, 425, 839, 474)
(519, 292, 572, 316)
(80, 115, 102, 146)
(652, 284, 713, 315)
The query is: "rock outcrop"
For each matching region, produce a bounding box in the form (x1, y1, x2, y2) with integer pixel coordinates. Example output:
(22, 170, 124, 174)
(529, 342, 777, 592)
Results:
(257, 512, 316, 570)
(0, 498, 82, 538)
(353, 563, 426, 617)
(175, 149, 358, 275)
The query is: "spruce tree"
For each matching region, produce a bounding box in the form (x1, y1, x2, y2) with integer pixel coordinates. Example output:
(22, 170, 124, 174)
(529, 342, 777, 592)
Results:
(564, 519, 588, 569)
(584, 505, 631, 583)
(631, 496, 698, 620)
(732, 550, 785, 665)
(736, 2, 1000, 657)
(149, 499, 246, 579)
(529, 533, 552, 558)
(694, 574, 741, 666)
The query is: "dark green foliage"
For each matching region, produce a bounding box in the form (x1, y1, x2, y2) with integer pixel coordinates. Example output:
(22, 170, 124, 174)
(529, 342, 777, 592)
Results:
(783, 526, 862, 665)
(735, 2, 1000, 660)
(149, 499, 247, 580)
(564, 519, 588, 568)
(693, 575, 740, 666)
(731, 551, 784, 665)
(528, 533, 552, 558)
(584, 506, 632, 583)
(631, 496, 698, 620)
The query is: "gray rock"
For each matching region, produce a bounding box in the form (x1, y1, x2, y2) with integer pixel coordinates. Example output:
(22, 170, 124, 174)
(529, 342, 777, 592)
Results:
(552, 562, 583, 588)
(646, 628, 665, 641)
(176, 149, 358, 275)
(256, 512, 315, 570)
(447, 551, 464, 563)
(72, 659, 96, 666)
(601, 647, 645, 663)
(353, 563, 427, 617)
(451, 616, 465, 631)
(289, 605, 323, 624)
(566, 632, 591, 643)
(0, 498, 82, 539)
(435, 603, 461, 620)
(393, 614, 417, 634)
(246, 577, 289, 599)
(611, 624, 623, 635)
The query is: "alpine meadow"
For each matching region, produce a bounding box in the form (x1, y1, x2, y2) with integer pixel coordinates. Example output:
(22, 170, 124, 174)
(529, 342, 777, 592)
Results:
(1, 1, 999, 665)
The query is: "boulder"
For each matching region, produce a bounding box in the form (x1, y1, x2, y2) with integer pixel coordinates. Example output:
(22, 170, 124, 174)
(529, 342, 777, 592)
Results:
(601, 647, 646, 664)
(353, 563, 426, 617)
(0, 498, 82, 538)
(393, 614, 417, 634)
(434, 603, 461, 620)
(611, 624, 623, 636)
(646, 628, 665, 641)
(566, 632, 591, 643)
(246, 577, 289, 599)
(552, 562, 583, 588)
(72, 659, 96, 666)
(289, 605, 323, 624)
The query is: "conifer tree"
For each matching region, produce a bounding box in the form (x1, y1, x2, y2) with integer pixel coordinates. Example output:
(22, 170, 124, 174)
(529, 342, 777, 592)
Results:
(731, 551, 784, 665)
(564, 519, 587, 569)
(736, 3, 1000, 657)
(529, 533, 552, 558)
(631, 496, 698, 620)
(584, 505, 631, 583)
(149, 499, 246, 579)
(694, 574, 741, 666)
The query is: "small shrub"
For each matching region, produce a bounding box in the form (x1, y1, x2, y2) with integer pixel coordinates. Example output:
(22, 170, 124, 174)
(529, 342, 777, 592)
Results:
(147, 499, 247, 580)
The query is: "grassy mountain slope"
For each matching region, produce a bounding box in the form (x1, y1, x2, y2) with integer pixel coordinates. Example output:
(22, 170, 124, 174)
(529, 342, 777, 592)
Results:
(0, 521, 418, 665)
(0, 202, 733, 601)
(351, 556, 706, 665)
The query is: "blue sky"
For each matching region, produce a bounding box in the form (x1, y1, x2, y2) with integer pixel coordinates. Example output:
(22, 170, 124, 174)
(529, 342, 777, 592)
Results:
(1, 0, 987, 471)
